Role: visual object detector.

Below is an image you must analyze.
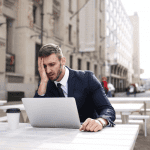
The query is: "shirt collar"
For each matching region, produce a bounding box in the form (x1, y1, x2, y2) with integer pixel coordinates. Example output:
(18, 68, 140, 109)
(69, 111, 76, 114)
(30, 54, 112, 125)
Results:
(54, 66, 69, 87)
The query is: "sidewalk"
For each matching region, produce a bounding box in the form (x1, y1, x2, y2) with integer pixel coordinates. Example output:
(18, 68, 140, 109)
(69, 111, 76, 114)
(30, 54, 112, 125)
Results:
(114, 92, 127, 97)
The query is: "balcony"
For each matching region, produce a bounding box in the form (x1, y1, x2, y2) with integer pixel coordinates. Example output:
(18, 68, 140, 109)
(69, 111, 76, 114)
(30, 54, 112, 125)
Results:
(6, 53, 15, 72)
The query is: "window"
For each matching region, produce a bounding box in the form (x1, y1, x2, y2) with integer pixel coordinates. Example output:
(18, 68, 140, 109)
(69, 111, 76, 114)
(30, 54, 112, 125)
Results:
(94, 65, 97, 77)
(6, 18, 13, 53)
(33, 5, 37, 24)
(110, 17, 113, 27)
(35, 43, 42, 76)
(99, 19, 102, 38)
(87, 62, 90, 70)
(110, 1, 113, 11)
(69, 24, 72, 43)
(32, 2, 41, 27)
(99, 46, 102, 58)
(106, 11, 109, 22)
(110, 33, 113, 41)
(114, 8, 116, 16)
(78, 59, 81, 70)
(114, 22, 116, 29)
(70, 55, 73, 68)
(99, 0, 102, 12)
(106, 27, 109, 36)
(69, 0, 73, 13)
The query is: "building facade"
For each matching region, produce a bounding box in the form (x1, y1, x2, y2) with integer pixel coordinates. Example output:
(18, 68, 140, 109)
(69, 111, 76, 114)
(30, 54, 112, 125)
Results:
(0, 0, 141, 100)
(129, 12, 141, 85)
(104, 0, 134, 92)
(0, 0, 106, 100)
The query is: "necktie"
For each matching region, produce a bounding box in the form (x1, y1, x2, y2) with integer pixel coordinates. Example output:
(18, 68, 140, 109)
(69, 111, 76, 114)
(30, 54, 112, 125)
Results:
(57, 83, 65, 97)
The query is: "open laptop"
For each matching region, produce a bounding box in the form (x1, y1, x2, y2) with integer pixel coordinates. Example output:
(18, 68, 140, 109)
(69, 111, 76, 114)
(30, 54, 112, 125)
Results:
(22, 98, 81, 129)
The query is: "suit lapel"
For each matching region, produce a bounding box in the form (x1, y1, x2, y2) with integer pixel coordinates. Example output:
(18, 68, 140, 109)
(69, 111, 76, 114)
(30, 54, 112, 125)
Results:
(67, 67, 76, 97)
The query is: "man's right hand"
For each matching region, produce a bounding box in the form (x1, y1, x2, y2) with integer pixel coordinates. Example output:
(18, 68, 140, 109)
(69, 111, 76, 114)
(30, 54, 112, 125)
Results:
(38, 57, 49, 83)
(38, 57, 48, 96)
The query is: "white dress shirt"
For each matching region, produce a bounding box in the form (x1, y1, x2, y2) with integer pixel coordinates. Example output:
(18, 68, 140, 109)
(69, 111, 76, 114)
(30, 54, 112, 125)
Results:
(54, 67, 69, 97)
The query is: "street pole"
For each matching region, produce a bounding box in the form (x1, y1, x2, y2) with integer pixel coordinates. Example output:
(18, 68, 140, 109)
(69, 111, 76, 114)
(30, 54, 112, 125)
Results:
(39, 0, 44, 82)
(41, 0, 44, 47)
(109, 63, 111, 84)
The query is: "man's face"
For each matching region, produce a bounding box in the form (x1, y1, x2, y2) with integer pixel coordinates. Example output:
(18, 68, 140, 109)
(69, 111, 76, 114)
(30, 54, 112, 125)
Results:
(43, 53, 66, 82)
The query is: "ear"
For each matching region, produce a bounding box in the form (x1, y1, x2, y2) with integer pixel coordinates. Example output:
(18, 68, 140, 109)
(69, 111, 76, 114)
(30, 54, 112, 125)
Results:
(61, 57, 66, 66)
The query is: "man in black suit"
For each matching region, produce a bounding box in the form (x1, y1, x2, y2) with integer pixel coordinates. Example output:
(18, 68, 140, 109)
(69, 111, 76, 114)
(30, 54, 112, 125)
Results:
(34, 43, 116, 132)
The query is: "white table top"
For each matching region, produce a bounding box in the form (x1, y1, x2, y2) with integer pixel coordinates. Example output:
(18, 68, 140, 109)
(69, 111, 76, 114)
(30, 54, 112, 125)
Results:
(0, 100, 7, 105)
(0, 123, 139, 150)
(109, 97, 150, 103)
(112, 103, 144, 112)
(0, 104, 24, 110)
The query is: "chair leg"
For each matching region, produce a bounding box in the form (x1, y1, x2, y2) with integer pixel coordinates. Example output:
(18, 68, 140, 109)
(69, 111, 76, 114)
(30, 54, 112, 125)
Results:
(143, 119, 147, 137)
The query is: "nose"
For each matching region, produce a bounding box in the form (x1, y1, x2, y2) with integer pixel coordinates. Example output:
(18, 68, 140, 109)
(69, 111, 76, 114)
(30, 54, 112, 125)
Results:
(46, 66, 52, 74)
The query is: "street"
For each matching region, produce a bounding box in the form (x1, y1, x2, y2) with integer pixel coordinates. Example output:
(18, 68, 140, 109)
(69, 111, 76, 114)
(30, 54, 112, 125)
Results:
(115, 90, 150, 98)
(115, 90, 150, 150)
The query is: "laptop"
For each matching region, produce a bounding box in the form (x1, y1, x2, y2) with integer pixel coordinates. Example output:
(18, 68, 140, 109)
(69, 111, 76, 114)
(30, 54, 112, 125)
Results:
(22, 98, 81, 129)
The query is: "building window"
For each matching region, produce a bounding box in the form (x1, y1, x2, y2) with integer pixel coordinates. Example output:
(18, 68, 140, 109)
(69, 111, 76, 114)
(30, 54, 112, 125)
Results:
(106, 11, 110, 22)
(70, 55, 73, 68)
(94, 64, 97, 77)
(78, 59, 81, 70)
(99, 19, 102, 38)
(106, 27, 109, 36)
(99, 46, 102, 58)
(32, 1, 41, 27)
(99, 0, 102, 12)
(69, 24, 72, 44)
(6, 18, 13, 53)
(35, 43, 41, 76)
(87, 62, 90, 70)
(69, 0, 73, 13)
(33, 5, 37, 24)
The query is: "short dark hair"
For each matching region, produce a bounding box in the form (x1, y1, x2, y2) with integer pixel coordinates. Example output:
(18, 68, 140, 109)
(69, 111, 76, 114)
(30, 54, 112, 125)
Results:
(38, 43, 63, 60)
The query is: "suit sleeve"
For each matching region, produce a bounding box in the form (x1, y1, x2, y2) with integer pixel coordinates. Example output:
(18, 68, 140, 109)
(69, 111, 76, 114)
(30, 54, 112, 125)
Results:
(88, 72, 116, 127)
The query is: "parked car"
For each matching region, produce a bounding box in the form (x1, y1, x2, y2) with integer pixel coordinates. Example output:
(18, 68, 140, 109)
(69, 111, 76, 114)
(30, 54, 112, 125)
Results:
(129, 85, 134, 93)
(139, 86, 145, 93)
(108, 83, 115, 97)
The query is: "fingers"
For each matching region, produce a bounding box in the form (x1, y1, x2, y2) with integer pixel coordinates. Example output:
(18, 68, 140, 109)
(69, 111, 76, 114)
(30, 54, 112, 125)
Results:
(38, 57, 44, 71)
(38, 57, 42, 69)
(79, 118, 90, 131)
(79, 118, 103, 132)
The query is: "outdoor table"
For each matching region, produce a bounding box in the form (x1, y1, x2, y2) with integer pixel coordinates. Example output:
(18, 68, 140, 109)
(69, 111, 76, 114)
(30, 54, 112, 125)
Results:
(0, 100, 7, 106)
(0, 104, 25, 123)
(112, 103, 144, 124)
(109, 97, 150, 115)
(0, 123, 139, 150)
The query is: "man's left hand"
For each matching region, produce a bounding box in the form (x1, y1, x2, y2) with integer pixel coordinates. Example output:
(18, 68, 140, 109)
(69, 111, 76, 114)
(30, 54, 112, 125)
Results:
(79, 118, 103, 132)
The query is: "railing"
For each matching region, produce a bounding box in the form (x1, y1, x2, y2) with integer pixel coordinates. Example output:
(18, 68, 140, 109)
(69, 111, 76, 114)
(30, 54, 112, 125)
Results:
(6, 53, 15, 72)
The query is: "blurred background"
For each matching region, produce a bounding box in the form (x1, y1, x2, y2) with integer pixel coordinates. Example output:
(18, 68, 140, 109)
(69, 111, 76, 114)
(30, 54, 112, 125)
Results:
(0, 0, 149, 101)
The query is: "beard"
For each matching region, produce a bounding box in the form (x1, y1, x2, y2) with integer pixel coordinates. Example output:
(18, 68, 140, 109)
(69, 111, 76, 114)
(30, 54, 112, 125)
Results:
(50, 63, 63, 82)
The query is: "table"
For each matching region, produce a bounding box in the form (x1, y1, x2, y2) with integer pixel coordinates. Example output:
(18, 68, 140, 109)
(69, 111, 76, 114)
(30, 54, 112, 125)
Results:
(112, 103, 144, 124)
(0, 100, 7, 106)
(109, 97, 150, 115)
(0, 123, 139, 150)
(0, 104, 25, 123)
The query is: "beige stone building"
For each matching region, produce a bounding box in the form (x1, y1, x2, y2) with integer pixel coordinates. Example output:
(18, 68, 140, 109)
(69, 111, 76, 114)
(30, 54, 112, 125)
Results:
(129, 12, 141, 85)
(0, 0, 141, 101)
(0, 0, 106, 100)
(104, 0, 134, 92)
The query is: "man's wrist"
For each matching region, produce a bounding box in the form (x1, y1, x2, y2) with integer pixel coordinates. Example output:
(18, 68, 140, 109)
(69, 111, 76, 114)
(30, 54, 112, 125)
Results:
(96, 118, 108, 128)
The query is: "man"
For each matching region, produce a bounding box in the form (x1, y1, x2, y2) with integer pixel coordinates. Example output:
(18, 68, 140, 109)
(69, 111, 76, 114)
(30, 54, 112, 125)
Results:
(101, 77, 108, 95)
(34, 43, 116, 132)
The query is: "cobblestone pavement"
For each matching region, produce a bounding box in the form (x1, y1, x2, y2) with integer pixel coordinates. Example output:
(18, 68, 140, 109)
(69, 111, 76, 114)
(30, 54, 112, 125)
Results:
(0, 91, 150, 149)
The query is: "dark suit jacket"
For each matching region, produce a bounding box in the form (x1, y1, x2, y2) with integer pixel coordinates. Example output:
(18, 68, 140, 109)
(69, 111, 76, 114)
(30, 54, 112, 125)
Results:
(34, 67, 116, 126)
